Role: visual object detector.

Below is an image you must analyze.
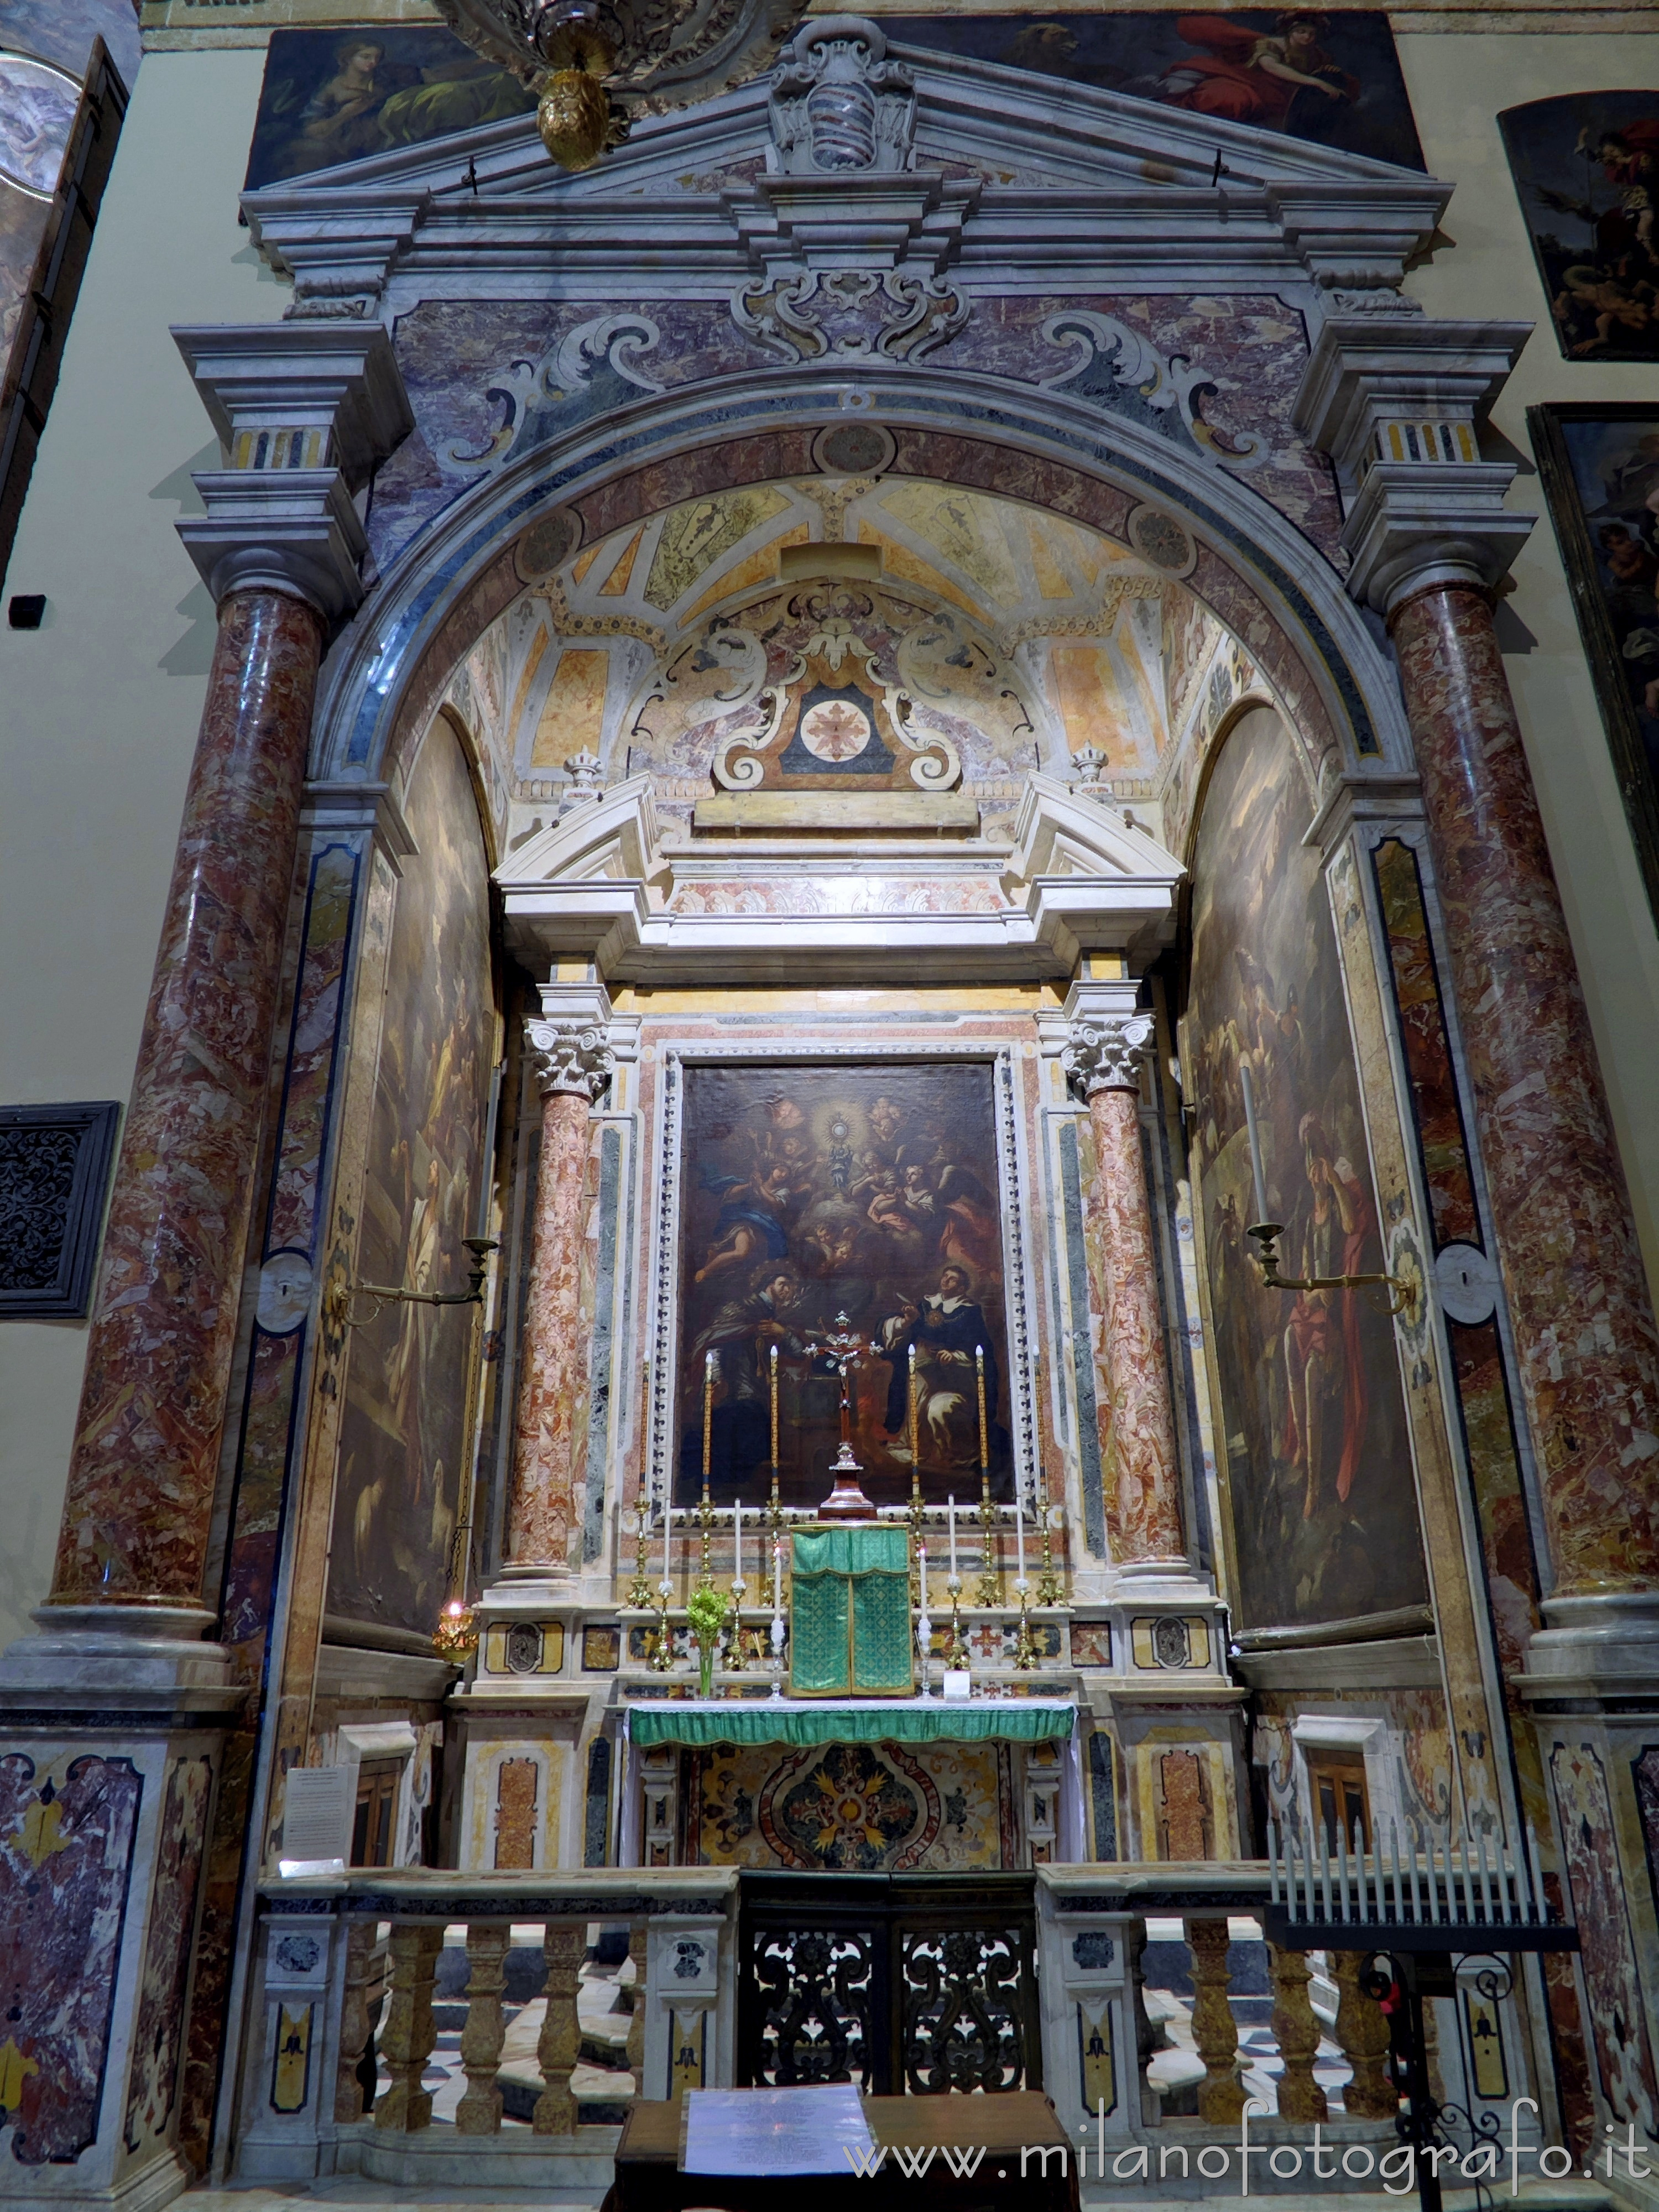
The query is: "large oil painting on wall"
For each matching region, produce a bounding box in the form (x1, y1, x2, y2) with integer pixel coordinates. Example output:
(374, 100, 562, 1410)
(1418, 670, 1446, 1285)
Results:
(244, 27, 534, 189)
(1532, 405, 1659, 936)
(328, 717, 494, 1640)
(1500, 94, 1659, 362)
(888, 13, 1423, 169)
(1183, 707, 1426, 1633)
(673, 1062, 1012, 1509)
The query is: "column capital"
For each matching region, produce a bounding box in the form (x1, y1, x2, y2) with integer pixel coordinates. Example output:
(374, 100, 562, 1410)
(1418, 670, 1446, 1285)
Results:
(526, 980, 615, 1101)
(171, 323, 413, 620)
(1062, 1011, 1155, 1099)
(1292, 315, 1538, 613)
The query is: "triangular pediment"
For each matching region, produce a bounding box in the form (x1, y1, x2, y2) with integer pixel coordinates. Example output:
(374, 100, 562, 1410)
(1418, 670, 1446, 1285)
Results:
(243, 33, 1448, 303)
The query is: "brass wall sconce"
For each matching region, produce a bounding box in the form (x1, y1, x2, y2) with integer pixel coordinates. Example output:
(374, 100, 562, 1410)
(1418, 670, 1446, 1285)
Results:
(326, 1236, 498, 1333)
(1245, 1221, 1418, 1322)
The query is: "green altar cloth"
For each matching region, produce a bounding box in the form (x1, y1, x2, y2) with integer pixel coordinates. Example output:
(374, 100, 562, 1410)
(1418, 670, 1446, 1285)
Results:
(625, 1700, 1076, 1751)
(789, 1524, 913, 1697)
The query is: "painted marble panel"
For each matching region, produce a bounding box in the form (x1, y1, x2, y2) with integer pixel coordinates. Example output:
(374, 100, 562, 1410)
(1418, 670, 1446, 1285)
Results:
(327, 717, 493, 1637)
(1186, 710, 1425, 1631)
(122, 1757, 211, 2152)
(1550, 1741, 1659, 2131)
(1499, 94, 1659, 362)
(674, 1061, 1011, 1507)
(957, 295, 1343, 560)
(244, 28, 531, 189)
(889, 13, 1423, 168)
(0, 1753, 143, 2166)
(686, 1739, 1013, 1870)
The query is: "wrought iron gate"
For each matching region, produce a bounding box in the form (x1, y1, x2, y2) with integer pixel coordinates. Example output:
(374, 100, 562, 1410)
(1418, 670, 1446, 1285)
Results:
(737, 1871, 1041, 2095)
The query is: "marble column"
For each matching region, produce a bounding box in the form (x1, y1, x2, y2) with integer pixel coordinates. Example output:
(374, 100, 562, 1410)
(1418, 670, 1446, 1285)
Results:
(47, 589, 324, 1618)
(1389, 582, 1659, 1606)
(505, 1002, 615, 1579)
(1062, 1010, 1187, 1567)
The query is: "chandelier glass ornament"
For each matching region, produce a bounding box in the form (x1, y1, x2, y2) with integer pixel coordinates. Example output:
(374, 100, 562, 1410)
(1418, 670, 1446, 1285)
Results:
(435, 0, 813, 169)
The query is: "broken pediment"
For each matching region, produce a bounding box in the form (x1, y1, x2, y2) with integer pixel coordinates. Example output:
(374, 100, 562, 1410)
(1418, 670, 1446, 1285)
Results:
(494, 765, 1181, 984)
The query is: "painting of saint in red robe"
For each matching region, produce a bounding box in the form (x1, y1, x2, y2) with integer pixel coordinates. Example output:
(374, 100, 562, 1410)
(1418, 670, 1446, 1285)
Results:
(1157, 14, 1359, 134)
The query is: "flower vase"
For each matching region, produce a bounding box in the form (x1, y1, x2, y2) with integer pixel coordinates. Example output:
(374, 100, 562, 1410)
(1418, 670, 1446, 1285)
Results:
(697, 1637, 716, 1699)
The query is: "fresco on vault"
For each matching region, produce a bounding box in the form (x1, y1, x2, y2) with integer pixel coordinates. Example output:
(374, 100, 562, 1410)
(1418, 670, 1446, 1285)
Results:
(244, 27, 533, 189)
(1500, 93, 1659, 361)
(1185, 709, 1426, 1632)
(674, 1062, 1012, 1507)
(887, 12, 1423, 170)
(328, 716, 493, 1639)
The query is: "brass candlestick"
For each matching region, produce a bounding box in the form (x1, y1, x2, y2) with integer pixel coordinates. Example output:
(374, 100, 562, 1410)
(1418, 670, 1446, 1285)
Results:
(1013, 1582, 1038, 1671)
(974, 1347, 1000, 1608)
(650, 1581, 675, 1671)
(700, 1349, 716, 1590)
(1246, 1221, 1418, 1320)
(627, 1482, 654, 1611)
(946, 1574, 967, 1670)
(1036, 1479, 1065, 1610)
(907, 1343, 924, 1600)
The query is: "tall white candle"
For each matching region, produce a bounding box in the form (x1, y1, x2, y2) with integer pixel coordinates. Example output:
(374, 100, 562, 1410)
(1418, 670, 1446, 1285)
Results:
(662, 1494, 672, 1587)
(733, 1498, 743, 1588)
(919, 1543, 928, 1611)
(1016, 1493, 1026, 1583)
(948, 1494, 958, 1578)
(1239, 1059, 1269, 1225)
(773, 1540, 782, 1616)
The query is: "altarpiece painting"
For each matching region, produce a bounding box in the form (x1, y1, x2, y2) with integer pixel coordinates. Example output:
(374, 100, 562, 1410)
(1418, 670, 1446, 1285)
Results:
(672, 1062, 1013, 1508)
(1183, 711, 1428, 1633)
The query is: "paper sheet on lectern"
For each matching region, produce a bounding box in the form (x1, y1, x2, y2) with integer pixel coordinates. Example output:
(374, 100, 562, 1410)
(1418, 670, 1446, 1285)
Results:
(681, 2084, 875, 2174)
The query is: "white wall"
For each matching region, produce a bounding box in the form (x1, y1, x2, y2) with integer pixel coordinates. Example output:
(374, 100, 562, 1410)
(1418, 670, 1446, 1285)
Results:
(0, 46, 285, 1648)
(1397, 28, 1659, 1293)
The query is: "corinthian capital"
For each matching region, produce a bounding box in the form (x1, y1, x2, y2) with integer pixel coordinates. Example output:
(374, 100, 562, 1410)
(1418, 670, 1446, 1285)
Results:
(1062, 1013, 1155, 1099)
(526, 1016, 614, 1102)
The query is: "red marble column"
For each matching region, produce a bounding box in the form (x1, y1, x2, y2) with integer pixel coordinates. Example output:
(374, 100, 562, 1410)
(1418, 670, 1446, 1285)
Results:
(1067, 1014, 1187, 1566)
(1391, 582, 1659, 1598)
(506, 1018, 613, 1574)
(48, 591, 324, 1613)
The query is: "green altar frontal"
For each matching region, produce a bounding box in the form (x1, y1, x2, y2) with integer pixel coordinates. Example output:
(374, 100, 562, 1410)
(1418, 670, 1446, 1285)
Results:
(625, 1700, 1077, 1751)
(787, 1524, 912, 1697)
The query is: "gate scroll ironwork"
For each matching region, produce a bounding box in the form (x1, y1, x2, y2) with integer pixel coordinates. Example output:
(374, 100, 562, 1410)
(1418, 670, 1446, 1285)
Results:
(737, 1871, 1040, 2096)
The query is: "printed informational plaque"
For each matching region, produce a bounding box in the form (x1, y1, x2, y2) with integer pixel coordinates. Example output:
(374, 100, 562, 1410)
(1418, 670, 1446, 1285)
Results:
(681, 2084, 875, 2176)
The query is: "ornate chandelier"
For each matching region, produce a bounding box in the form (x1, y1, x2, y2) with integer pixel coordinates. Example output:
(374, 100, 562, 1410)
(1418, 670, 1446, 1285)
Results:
(435, 0, 814, 170)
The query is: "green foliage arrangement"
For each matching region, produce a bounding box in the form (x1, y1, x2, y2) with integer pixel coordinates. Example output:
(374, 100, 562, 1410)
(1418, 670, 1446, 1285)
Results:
(686, 1583, 728, 1648)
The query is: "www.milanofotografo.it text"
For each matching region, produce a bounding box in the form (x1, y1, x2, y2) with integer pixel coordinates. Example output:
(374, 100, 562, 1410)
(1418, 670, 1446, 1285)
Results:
(842, 2101, 1657, 2195)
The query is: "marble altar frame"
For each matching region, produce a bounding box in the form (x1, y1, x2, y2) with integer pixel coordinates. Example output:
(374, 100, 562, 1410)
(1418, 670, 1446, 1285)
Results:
(640, 1037, 1045, 1530)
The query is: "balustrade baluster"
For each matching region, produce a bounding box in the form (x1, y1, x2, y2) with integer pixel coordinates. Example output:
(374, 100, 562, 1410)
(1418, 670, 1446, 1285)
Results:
(333, 1919, 379, 2123)
(1331, 1949, 1396, 2119)
(1184, 1916, 1245, 2124)
(626, 1919, 648, 2088)
(455, 1921, 509, 2135)
(1266, 1941, 1327, 2122)
(534, 1921, 587, 2133)
(375, 1923, 442, 2131)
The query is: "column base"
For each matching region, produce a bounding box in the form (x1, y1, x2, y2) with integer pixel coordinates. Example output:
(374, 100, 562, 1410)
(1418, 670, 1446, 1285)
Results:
(2, 2147, 192, 2212)
(0, 1604, 239, 1718)
(1520, 1590, 1659, 1695)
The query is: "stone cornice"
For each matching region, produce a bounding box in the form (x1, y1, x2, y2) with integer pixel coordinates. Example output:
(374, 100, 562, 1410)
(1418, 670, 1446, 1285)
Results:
(176, 469, 369, 623)
(171, 324, 414, 619)
(1339, 460, 1537, 616)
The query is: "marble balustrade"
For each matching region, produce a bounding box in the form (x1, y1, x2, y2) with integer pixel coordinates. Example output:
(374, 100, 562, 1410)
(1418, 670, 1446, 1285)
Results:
(237, 1861, 1442, 2187)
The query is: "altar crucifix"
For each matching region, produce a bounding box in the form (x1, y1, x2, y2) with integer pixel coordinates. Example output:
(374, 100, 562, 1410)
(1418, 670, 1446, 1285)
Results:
(810, 1310, 880, 1522)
